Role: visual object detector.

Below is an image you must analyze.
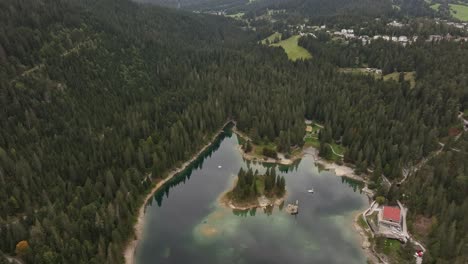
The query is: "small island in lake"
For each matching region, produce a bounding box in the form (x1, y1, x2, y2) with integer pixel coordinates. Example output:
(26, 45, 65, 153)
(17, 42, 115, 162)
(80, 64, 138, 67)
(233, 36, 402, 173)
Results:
(222, 167, 286, 210)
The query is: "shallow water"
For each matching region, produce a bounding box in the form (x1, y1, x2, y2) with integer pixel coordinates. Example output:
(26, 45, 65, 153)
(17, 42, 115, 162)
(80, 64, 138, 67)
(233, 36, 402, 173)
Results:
(136, 129, 368, 264)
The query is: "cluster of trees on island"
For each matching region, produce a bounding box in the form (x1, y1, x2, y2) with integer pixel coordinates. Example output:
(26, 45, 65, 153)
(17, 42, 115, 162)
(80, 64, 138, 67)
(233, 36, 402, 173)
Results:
(230, 168, 286, 203)
(0, 0, 467, 263)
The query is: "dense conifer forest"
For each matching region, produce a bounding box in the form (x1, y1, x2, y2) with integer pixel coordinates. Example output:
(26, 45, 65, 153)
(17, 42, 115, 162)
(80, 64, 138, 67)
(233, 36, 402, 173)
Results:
(403, 134, 468, 264)
(0, 0, 467, 263)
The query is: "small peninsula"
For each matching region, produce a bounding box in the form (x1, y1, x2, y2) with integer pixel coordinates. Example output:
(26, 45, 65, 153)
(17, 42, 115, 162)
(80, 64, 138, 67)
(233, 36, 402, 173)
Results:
(222, 167, 286, 210)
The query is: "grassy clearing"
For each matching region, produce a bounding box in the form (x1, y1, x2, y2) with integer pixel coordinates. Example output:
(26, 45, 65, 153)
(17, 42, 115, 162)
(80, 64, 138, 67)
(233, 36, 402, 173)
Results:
(255, 177, 265, 194)
(380, 239, 401, 255)
(330, 142, 345, 156)
(226, 12, 244, 19)
(450, 4, 468, 21)
(430, 3, 440, 11)
(271, 35, 312, 61)
(329, 144, 345, 162)
(304, 137, 320, 148)
(304, 122, 321, 148)
(383, 71, 416, 88)
(262, 32, 282, 44)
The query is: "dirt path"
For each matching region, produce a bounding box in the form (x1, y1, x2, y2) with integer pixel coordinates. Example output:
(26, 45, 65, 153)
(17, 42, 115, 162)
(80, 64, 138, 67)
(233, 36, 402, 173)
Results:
(397, 143, 444, 185)
(329, 145, 344, 157)
(123, 121, 231, 264)
(4, 255, 24, 264)
(353, 212, 386, 264)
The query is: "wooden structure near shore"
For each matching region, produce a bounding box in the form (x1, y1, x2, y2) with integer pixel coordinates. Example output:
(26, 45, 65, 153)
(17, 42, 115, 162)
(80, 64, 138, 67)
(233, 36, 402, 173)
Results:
(286, 200, 299, 214)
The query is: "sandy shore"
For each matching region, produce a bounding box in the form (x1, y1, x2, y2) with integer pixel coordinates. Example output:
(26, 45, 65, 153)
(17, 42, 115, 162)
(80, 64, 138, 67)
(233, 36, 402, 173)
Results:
(123, 122, 230, 264)
(220, 195, 286, 211)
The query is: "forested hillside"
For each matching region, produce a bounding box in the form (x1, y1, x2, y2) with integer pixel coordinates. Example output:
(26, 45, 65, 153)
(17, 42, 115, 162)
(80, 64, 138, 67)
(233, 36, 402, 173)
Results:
(299, 28, 468, 263)
(404, 135, 468, 264)
(0, 0, 306, 262)
(136, 0, 432, 19)
(0, 0, 467, 263)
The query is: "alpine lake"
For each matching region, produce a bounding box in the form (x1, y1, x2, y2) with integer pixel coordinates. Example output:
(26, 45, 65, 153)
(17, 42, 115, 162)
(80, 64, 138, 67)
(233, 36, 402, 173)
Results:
(135, 126, 369, 264)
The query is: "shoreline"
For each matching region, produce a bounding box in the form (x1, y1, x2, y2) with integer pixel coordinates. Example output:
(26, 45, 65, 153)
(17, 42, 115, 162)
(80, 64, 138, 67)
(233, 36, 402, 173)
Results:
(233, 128, 303, 166)
(303, 147, 368, 183)
(352, 212, 383, 264)
(123, 121, 231, 264)
(233, 127, 367, 183)
(124, 123, 371, 264)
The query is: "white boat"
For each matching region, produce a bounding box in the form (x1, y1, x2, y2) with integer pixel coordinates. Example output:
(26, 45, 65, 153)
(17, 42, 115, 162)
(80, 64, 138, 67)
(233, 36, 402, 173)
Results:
(218, 165, 222, 168)
(308, 189, 314, 193)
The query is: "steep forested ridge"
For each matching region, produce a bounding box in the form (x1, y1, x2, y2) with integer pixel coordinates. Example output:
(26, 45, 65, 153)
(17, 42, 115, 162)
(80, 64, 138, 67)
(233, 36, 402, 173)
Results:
(0, 0, 467, 263)
(403, 135, 468, 264)
(0, 0, 306, 262)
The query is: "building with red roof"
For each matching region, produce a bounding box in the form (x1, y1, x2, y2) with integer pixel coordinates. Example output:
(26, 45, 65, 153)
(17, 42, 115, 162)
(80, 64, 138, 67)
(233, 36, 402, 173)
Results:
(378, 206, 402, 230)
(383, 206, 401, 222)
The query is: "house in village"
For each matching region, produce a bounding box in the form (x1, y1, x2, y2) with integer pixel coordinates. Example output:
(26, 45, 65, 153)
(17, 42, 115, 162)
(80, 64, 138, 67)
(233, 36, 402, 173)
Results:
(388, 20, 404, 27)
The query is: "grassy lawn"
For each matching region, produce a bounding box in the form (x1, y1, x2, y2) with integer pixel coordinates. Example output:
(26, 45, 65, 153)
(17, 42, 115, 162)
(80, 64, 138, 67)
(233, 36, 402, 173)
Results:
(304, 137, 320, 148)
(383, 71, 416, 88)
(450, 4, 468, 21)
(255, 177, 265, 194)
(375, 237, 413, 263)
(381, 238, 401, 255)
(430, 3, 440, 11)
(464, 109, 468, 118)
(271, 35, 312, 61)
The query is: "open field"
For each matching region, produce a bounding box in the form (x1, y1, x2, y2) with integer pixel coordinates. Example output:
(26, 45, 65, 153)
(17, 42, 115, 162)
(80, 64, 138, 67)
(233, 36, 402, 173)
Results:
(450, 4, 468, 21)
(261, 32, 282, 44)
(226, 12, 244, 19)
(262, 33, 312, 61)
(270, 35, 312, 61)
(430, 3, 440, 11)
(383, 71, 416, 88)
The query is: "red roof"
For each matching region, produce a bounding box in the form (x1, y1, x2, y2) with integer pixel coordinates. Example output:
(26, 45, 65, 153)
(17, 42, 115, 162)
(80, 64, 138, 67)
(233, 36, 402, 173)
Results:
(382, 206, 401, 222)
